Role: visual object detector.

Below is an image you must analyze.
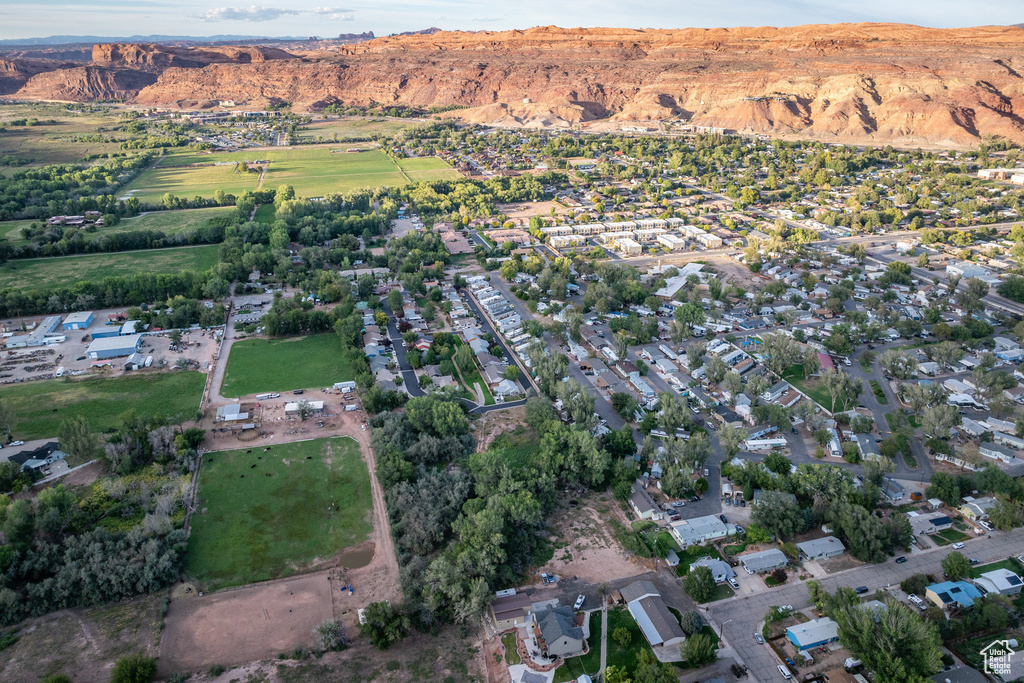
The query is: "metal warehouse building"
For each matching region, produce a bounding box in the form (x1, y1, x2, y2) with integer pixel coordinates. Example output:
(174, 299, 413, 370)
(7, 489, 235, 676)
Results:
(62, 311, 94, 330)
(87, 333, 142, 359)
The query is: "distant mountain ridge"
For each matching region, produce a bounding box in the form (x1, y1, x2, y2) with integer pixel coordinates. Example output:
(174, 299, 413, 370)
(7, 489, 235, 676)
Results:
(5, 23, 1024, 147)
(0, 34, 307, 46)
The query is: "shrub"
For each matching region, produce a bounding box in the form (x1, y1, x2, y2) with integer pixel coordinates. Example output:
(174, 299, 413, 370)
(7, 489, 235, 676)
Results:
(111, 654, 158, 683)
(205, 664, 225, 676)
(679, 610, 704, 636)
(313, 619, 347, 652)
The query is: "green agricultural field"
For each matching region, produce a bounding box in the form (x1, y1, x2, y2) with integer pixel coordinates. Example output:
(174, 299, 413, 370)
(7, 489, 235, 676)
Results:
(0, 207, 234, 248)
(132, 147, 455, 202)
(122, 162, 261, 204)
(397, 157, 453, 171)
(0, 371, 206, 440)
(186, 437, 372, 590)
(0, 105, 124, 166)
(294, 117, 422, 142)
(0, 244, 220, 291)
(221, 334, 355, 397)
(116, 207, 237, 235)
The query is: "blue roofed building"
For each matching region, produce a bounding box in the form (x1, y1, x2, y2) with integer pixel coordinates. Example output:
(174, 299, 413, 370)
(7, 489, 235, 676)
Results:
(786, 618, 839, 651)
(925, 581, 982, 609)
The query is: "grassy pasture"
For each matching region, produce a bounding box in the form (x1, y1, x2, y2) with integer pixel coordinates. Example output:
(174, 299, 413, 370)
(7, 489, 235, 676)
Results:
(185, 437, 372, 591)
(131, 147, 456, 202)
(0, 244, 220, 291)
(0, 371, 206, 440)
(221, 334, 355, 398)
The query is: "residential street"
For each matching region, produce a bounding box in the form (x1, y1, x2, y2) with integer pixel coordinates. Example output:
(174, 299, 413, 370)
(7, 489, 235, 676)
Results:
(709, 528, 1024, 682)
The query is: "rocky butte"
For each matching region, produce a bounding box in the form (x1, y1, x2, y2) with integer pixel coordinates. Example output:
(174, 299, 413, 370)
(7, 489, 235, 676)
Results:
(5, 23, 1024, 147)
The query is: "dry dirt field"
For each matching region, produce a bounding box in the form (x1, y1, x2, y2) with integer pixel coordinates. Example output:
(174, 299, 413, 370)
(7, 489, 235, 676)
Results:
(471, 405, 526, 452)
(159, 573, 334, 676)
(187, 624, 488, 683)
(0, 593, 164, 683)
(541, 493, 650, 584)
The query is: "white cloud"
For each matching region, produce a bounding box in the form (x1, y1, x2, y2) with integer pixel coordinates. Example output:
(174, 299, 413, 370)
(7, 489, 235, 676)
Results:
(200, 5, 353, 22)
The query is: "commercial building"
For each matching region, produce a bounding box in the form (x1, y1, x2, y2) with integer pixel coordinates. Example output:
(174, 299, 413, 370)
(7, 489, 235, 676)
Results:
(6, 315, 63, 348)
(62, 311, 94, 330)
(786, 618, 839, 651)
(739, 548, 788, 573)
(86, 333, 142, 359)
(284, 400, 325, 415)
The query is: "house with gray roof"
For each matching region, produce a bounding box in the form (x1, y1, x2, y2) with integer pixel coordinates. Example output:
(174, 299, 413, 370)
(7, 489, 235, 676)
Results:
(531, 605, 585, 658)
(796, 536, 846, 561)
(621, 581, 686, 650)
(739, 548, 788, 573)
(690, 557, 736, 583)
(629, 481, 661, 521)
(669, 514, 734, 548)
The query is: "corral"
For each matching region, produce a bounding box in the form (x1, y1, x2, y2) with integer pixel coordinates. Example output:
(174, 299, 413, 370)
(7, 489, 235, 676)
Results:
(185, 436, 372, 591)
(221, 333, 355, 398)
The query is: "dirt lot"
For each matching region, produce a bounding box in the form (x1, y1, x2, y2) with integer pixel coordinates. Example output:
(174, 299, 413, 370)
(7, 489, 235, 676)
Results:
(495, 200, 572, 222)
(189, 624, 489, 683)
(541, 493, 650, 584)
(471, 405, 527, 452)
(0, 593, 164, 683)
(159, 573, 334, 675)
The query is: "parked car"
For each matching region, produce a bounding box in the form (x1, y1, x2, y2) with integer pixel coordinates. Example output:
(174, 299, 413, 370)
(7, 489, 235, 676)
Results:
(895, 556, 908, 564)
(703, 468, 709, 477)
(754, 632, 763, 644)
(690, 495, 701, 502)
(781, 605, 793, 612)
(740, 499, 746, 507)
(729, 577, 740, 589)
(969, 558, 980, 565)
(669, 514, 681, 521)
(720, 514, 728, 523)
(952, 542, 965, 550)
(10, 441, 23, 446)
(855, 586, 869, 595)
(778, 664, 792, 679)
(574, 594, 585, 610)
(672, 501, 685, 508)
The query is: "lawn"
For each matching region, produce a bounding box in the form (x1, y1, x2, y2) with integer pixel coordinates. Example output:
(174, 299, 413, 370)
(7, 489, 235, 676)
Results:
(783, 365, 860, 412)
(553, 611, 602, 683)
(968, 557, 1024, 579)
(185, 436, 372, 591)
(0, 372, 206, 440)
(253, 204, 277, 223)
(501, 632, 521, 665)
(462, 367, 495, 405)
(930, 529, 971, 546)
(605, 608, 654, 672)
(221, 334, 355, 397)
(0, 244, 220, 291)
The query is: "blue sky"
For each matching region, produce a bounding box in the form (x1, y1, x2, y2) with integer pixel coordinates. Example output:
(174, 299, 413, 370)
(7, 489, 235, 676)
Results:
(1, 1, 1021, 40)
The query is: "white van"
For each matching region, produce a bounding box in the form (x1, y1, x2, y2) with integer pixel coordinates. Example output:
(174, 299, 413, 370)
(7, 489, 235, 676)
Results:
(778, 664, 792, 679)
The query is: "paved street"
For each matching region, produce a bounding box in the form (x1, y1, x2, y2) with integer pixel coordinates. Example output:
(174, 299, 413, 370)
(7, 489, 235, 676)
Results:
(709, 528, 1024, 682)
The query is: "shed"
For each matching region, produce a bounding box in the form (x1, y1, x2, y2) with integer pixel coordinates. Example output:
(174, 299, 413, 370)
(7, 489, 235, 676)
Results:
(62, 311, 94, 330)
(86, 333, 142, 359)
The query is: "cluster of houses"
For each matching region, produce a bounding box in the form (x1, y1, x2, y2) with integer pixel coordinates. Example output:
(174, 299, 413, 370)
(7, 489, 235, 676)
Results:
(535, 217, 723, 254)
(46, 211, 104, 228)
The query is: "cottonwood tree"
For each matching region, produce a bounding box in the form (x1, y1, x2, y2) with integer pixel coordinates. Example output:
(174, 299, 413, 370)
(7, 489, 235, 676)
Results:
(941, 551, 970, 580)
(684, 566, 716, 603)
(359, 601, 410, 650)
(900, 382, 946, 415)
(820, 368, 862, 413)
(751, 490, 800, 540)
(719, 424, 748, 458)
(920, 404, 959, 438)
(761, 332, 800, 377)
(878, 349, 918, 382)
(928, 341, 964, 370)
(58, 416, 98, 461)
(658, 392, 688, 434)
